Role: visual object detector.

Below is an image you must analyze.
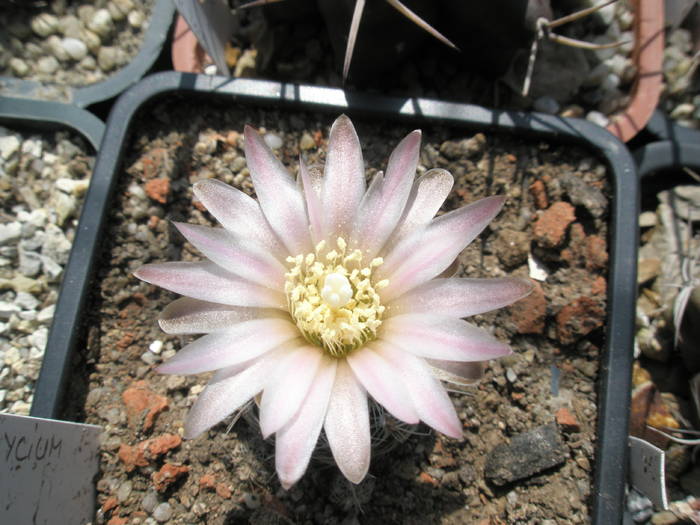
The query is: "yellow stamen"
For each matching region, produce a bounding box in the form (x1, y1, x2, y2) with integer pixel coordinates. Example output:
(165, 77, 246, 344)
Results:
(284, 237, 387, 357)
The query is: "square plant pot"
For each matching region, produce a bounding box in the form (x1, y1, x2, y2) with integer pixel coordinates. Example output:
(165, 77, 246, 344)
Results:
(0, 95, 103, 418)
(34, 72, 638, 524)
(0, 0, 175, 108)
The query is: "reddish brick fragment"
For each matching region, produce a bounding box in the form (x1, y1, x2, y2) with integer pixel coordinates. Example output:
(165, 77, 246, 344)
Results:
(199, 474, 216, 490)
(556, 407, 580, 431)
(591, 276, 606, 296)
(107, 516, 128, 525)
(509, 281, 546, 334)
(118, 434, 182, 472)
(102, 496, 119, 514)
(533, 202, 576, 248)
(585, 235, 608, 270)
(152, 463, 190, 492)
(216, 483, 232, 499)
(144, 177, 170, 204)
(418, 472, 439, 486)
(529, 179, 549, 209)
(122, 380, 168, 432)
(556, 296, 605, 344)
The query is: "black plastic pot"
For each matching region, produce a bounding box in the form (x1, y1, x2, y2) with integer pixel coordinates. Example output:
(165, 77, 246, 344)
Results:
(635, 111, 700, 179)
(33, 71, 638, 524)
(0, 96, 104, 149)
(0, 0, 175, 108)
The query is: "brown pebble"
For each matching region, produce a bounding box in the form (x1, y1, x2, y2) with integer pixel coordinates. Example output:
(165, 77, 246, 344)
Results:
(529, 179, 549, 209)
(152, 463, 190, 492)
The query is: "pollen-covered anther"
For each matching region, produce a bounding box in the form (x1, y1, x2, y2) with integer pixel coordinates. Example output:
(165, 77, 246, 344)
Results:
(284, 237, 387, 357)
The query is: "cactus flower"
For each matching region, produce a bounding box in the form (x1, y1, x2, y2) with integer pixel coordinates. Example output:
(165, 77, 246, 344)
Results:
(134, 115, 532, 488)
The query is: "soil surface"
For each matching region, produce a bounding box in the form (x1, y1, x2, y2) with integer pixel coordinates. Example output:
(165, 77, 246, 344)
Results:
(61, 98, 611, 524)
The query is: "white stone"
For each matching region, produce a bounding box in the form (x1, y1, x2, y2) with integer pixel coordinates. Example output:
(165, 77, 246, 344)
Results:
(141, 351, 157, 365)
(58, 15, 81, 36)
(586, 111, 609, 128)
(37, 305, 55, 323)
(88, 9, 114, 39)
(31, 13, 59, 37)
(670, 103, 695, 120)
(97, 46, 118, 72)
(41, 255, 63, 280)
(0, 135, 20, 160)
(153, 502, 172, 522)
(29, 327, 48, 353)
(80, 30, 101, 53)
(21, 139, 42, 157)
(61, 37, 88, 61)
(0, 222, 21, 245)
(148, 340, 163, 354)
(9, 58, 29, 77)
(264, 133, 283, 150)
(47, 35, 70, 61)
(128, 10, 144, 28)
(37, 56, 60, 75)
(0, 302, 20, 320)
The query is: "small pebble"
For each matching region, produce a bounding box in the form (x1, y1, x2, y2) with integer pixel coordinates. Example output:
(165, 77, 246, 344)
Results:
(152, 502, 172, 522)
(142, 491, 159, 513)
(87, 9, 114, 39)
(533, 96, 560, 115)
(61, 37, 88, 61)
(585, 111, 609, 128)
(30, 13, 59, 38)
(264, 133, 283, 150)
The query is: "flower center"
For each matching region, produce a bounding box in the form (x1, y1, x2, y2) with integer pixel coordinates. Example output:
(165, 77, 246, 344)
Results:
(284, 237, 388, 358)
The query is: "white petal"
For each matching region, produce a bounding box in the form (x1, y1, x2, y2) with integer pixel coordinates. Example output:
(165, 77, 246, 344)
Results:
(389, 277, 534, 317)
(157, 318, 300, 375)
(374, 342, 462, 438)
(386, 168, 453, 249)
(299, 157, 324, 245)
(158, 297, 285, 334)
(324, 360, 370, 484)
(321, 115, 365, 239)
(351, 130, 420, 257)
(183, 349, 281, 439)
(193, 179, 285, 258)
(259, 345, 324, 438)
(244, 125, 312, 255)
(174, 222, 286, 289)
(347, 346, 419, 424)
(379, 195, 506, 301)
(380, 313, 511, 361)
(134, 262, 286, 308)
(275, 358, 337, 489)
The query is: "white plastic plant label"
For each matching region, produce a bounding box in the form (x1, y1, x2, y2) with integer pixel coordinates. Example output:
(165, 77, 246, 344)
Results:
(628, 436, 668, 510)
(0, 413, 101, 524)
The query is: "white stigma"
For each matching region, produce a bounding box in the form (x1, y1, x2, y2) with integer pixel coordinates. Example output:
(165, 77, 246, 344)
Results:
(321, 272, 353, 309)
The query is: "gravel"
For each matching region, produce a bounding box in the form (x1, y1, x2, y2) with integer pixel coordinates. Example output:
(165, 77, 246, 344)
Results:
(0, 0, 154, 87)
(0, 126, 93, 415)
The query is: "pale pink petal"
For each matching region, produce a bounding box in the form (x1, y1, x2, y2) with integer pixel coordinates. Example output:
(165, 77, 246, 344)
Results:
(380, 313, 511, 361)
(244, 125, 312, 255)
(158, 297, 285, 334)
(276, 357, 337, 489)
(183, 349, 282, 439)
(157, 318, 299, 374)
(351, 130, 420, 257)
(193, 179, 285, 258)
(378, 195, 506, 302)
(324, 360, 370, 484)
(389, 277, 534, 317)
(299, 157, 323, 245)
(321, 115, 365, 240)
(174, 222, 286, 289)
(134, 261, 286, 308)
(347, 346, 419, 424)
(386, 168, 453, 250)
(259, 345, 324, 438)
(374, 342, 462, 438)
